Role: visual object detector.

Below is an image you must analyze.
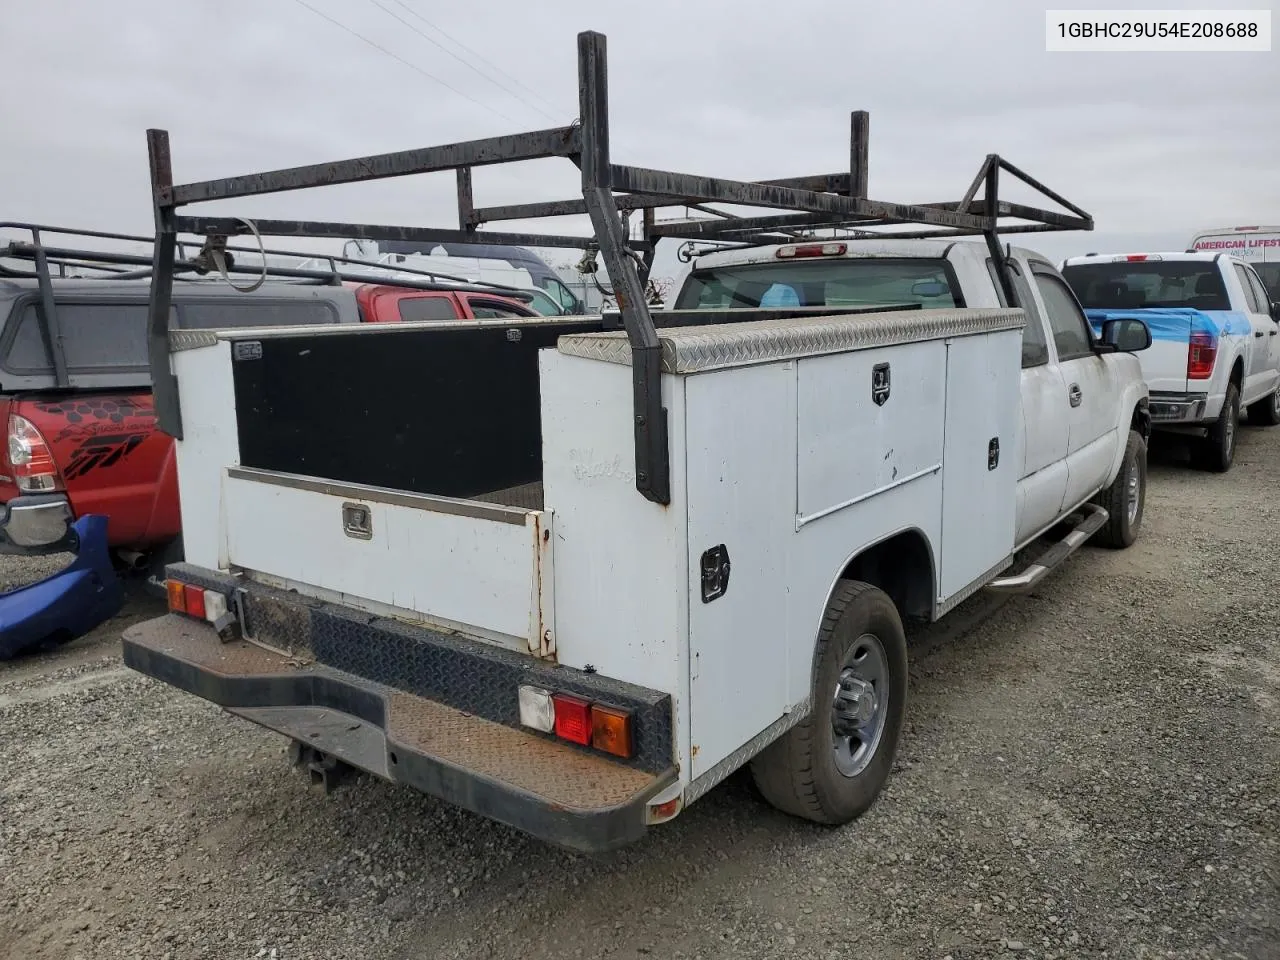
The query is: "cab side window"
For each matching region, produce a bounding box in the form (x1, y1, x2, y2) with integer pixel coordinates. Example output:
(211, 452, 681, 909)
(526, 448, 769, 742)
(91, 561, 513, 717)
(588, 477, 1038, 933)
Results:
(1233, 265, 1263, 313)
(1244, 268, 1273, 316)
(1032, 267, 1094, 362)
(987, 259, 1050, 368)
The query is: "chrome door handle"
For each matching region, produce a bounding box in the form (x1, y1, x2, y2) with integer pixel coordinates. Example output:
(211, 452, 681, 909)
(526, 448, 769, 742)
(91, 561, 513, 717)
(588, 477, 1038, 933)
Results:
(1068, 383, 1082, 407)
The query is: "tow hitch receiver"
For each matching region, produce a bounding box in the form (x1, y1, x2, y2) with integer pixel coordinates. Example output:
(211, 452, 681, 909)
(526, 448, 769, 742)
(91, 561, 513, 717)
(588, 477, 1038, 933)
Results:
(289, 740, 360, 795)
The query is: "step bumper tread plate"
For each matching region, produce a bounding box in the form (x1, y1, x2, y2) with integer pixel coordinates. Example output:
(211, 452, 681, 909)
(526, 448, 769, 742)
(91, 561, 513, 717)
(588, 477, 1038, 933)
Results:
(123, 613, 674, 852)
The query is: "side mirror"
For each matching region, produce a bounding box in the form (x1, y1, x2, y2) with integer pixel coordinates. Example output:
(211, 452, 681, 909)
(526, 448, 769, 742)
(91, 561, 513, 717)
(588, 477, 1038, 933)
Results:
(1271, 301, 1280, 323)
(1099, 317, 1152, 353)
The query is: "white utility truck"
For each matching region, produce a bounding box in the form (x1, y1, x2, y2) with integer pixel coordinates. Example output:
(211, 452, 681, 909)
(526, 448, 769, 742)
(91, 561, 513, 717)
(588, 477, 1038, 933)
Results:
(122, 32, 1153, 852)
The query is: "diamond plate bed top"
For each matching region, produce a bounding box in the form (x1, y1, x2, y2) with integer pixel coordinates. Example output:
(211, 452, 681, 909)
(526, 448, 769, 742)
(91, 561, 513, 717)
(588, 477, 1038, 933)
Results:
(555, 307, 1026, 374)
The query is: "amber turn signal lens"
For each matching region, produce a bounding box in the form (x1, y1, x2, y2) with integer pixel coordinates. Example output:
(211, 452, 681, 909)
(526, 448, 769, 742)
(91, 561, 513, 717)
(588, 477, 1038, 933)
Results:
(166, 580, 187, 613)
(589, 703, 633, 759)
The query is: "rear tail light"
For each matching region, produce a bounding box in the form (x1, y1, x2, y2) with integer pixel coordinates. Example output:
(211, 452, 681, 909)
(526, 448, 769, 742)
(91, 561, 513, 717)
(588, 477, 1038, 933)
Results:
(551, 692, 593, 745)
(517, 686, 556, 733)
(166, 579, 188, 613)
(7, 414, 64, 493)
(167, 577, 233, 632)
(1188, 332, 1217, 379)
(776, 242, 847, 259)
(589, 703, 633, 758)
(519, 684, 635, 759)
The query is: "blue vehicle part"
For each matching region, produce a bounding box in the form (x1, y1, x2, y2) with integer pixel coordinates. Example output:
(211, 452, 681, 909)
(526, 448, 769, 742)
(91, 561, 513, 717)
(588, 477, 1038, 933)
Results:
(0, 514, 124, 660)
(1086, 307, 1252, 341)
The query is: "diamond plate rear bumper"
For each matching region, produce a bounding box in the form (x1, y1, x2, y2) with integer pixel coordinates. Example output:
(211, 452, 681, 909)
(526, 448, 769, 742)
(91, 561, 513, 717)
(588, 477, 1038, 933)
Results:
(123, 613, 676, 853)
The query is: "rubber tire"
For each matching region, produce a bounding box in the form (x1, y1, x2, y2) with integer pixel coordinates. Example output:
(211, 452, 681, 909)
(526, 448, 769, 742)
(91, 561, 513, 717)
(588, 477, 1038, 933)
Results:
(749, 581, 907, 826)
(1091, 429, 1146, 549)
(1246, 387, 1280, 427)
(1191, 381, 1240, 473)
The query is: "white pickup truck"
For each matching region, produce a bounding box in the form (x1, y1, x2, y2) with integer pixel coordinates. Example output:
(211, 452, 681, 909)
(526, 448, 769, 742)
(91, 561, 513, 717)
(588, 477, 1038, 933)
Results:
(1061, 252, 1280, 472)
(118, 29, 1157, 854)
(122, 237, 1153, 852)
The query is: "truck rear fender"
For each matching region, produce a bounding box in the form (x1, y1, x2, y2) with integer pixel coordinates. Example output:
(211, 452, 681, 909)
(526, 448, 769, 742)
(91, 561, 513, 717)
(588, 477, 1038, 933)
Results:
(831, 527, 937, 626)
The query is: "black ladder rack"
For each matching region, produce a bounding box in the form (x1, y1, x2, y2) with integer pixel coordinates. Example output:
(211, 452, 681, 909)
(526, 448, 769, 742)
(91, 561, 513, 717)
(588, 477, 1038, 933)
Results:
(142, 29, 1092, 506)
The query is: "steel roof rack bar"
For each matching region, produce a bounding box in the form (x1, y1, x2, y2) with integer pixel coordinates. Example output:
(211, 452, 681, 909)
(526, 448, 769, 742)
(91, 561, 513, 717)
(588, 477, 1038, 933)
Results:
(142, 29, 1092, 506)
(0, 222, 540, 296)
(0, 222, 555, 390)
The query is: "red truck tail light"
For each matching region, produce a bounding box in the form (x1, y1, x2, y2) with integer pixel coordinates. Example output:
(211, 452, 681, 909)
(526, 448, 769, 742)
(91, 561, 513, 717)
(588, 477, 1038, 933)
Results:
(167, 578, 231, 628)
(552, 693, 593, 745)
(519, 685, 634, 759)
(1188, 333, 1217, 379)
(6, 414, 64, 493)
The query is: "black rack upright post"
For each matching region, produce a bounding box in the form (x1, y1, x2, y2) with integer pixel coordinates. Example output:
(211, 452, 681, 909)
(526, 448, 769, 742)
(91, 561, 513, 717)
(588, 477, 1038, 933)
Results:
(146, 130, 182, 439)
(577, 31, 670, 505)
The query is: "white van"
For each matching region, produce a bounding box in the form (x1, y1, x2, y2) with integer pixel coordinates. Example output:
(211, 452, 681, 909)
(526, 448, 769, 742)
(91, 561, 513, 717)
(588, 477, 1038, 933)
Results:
(1189, 226, 1280, 300)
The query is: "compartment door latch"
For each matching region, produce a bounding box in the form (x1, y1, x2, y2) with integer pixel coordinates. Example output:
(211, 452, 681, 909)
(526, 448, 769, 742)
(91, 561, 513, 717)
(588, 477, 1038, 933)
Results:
(700, 544, 731, 603)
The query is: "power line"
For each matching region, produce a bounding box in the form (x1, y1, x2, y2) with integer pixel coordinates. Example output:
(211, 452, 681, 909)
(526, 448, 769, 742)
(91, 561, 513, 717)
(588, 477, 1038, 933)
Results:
(392, 0, 567, 119)
(289, 0, 521, 126)
(378, 0, 564, 123)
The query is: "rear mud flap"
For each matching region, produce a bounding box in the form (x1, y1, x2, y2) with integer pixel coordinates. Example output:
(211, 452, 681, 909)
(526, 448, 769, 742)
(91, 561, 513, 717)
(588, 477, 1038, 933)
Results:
(0, 514, 125, 659)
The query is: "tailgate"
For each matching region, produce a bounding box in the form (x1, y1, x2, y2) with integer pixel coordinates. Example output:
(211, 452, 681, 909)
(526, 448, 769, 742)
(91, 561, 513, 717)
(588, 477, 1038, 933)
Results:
(1086, 308, 1194, 394)
(220, 466, 556, 657)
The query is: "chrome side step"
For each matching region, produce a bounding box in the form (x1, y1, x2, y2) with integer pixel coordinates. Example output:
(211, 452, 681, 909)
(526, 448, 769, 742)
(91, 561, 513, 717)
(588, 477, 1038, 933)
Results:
(986, 503, 1109, 594)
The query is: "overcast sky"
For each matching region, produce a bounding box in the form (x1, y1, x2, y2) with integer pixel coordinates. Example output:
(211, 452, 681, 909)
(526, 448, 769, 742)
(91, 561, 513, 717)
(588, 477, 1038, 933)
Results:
(2, 0, 1276, 280)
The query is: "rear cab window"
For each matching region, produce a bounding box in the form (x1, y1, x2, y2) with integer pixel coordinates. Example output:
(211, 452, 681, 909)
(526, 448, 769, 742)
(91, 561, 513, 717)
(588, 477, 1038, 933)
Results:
(674, 257, 964, 311)
(397, 296, 460, 321)
(1060, 261, 1231, 312)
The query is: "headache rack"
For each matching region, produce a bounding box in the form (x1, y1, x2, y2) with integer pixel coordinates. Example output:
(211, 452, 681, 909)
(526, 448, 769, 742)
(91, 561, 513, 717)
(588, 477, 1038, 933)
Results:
(141, 29, 1092, 507)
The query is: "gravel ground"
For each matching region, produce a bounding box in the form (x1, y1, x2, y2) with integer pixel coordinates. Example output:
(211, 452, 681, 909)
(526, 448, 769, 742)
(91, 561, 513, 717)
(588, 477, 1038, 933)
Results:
(1, 428, 1276, 960)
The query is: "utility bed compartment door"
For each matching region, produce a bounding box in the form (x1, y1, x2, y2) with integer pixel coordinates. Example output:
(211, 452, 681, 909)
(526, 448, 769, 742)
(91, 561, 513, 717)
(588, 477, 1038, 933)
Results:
(937, 331, 1021, 600)
(796, 341, 946, 522)
(221, 468, 554, 656)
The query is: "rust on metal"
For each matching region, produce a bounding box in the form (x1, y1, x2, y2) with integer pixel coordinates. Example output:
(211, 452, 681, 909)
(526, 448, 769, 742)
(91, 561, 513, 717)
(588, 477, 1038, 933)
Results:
(123, 614, 307, 676)
(387, 693, 654, 810)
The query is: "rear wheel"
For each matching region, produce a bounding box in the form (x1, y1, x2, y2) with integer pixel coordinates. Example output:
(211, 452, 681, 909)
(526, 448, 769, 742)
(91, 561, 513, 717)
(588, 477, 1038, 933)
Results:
(1092, 429, 1146, 549)
(750, 581, 907, 825)
(1246, 385, 1280, 427)
(1191, 382, 1240, 473)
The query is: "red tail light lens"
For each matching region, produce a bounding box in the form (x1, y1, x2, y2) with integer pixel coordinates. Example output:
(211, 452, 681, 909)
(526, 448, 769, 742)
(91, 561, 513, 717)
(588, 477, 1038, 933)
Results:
(551, 693, 592, 745)
(7, 414, 64, 493)
(1188, 333, 1217, 379)
(185, 587, 207, 620)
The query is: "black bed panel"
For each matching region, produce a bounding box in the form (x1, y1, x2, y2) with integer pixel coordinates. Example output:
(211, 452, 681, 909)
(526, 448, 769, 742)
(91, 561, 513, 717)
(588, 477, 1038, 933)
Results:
(229, 321, 602, 499)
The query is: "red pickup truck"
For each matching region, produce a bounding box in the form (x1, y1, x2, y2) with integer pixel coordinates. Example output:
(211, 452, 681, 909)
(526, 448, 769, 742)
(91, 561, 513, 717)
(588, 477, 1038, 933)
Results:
(0, 276, 539, 583)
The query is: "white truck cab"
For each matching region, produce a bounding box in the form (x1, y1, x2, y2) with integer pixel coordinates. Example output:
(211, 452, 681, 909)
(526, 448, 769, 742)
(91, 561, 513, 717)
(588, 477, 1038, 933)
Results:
(1061, 252, 1280, 472)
